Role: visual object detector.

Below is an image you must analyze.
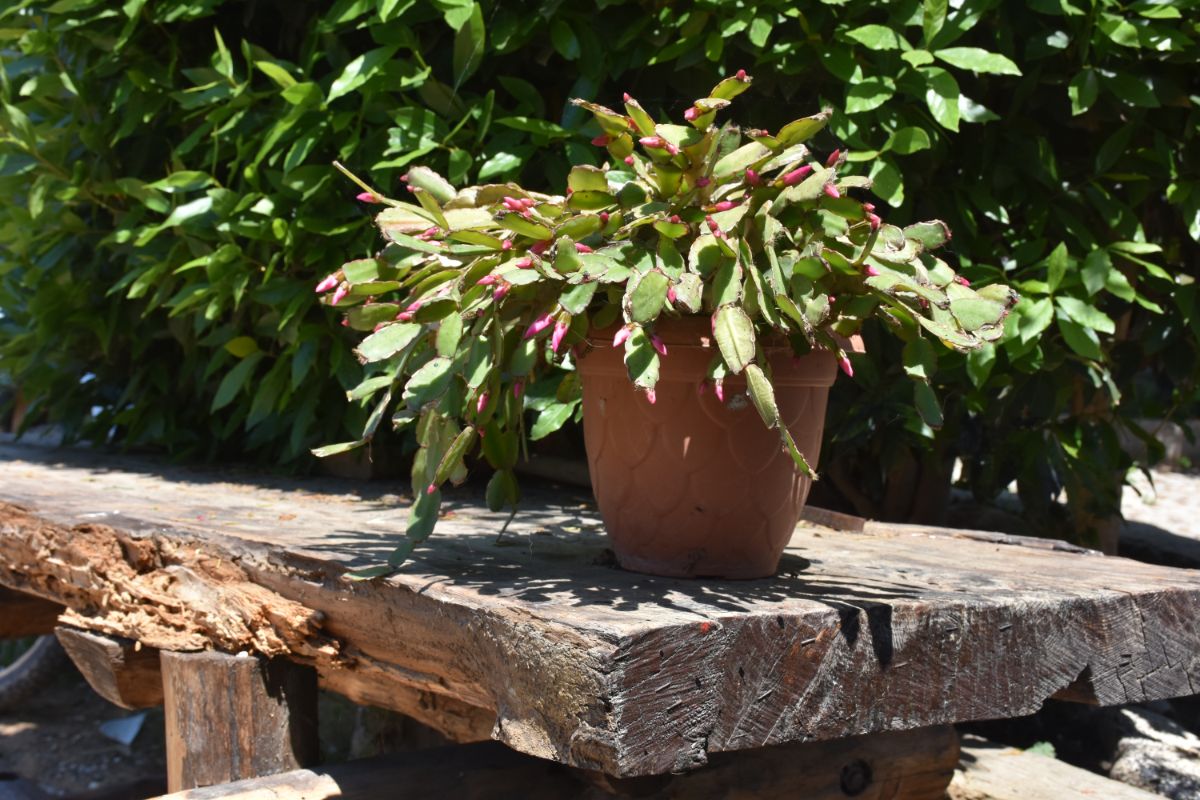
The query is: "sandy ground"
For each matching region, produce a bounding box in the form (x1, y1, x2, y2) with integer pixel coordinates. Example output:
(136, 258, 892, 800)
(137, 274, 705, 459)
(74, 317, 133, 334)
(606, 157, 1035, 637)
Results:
(1, 469, 1198, 798)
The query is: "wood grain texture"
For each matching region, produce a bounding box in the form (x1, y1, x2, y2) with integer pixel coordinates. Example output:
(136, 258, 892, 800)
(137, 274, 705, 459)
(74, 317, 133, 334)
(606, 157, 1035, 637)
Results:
(0, 585, 62, 637)
(2, 442, 1199, 777)
(162, 650, 318, 792)
(55, 626, 164, 709)
(152, 726, 956, 800)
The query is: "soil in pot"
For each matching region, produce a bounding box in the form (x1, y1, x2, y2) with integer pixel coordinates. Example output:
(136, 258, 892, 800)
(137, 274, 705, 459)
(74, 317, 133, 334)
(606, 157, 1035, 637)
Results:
(576, 317, 837, 579)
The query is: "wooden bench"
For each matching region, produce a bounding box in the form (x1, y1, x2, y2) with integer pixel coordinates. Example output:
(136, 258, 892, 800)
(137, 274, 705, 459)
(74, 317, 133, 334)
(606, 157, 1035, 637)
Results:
(1, 441, 1198, 797)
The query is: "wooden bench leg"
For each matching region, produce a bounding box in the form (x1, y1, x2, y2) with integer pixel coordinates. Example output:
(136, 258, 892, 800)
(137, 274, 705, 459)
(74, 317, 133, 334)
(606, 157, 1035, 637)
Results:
(161, 650, 318, 793)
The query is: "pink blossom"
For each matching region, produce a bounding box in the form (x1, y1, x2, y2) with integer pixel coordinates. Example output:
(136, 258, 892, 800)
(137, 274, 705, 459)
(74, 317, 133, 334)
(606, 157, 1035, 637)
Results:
(623, 92, 632, 102)
(781, 165, 813, 186)
(669, 214, 681, 223)
(315, 274, 340, 293)
(599, 211, 610, 224)
(867, 213, 882, 231)
(502, 196, 525, 212)
(714, 380, 725, 402)
(745, 168, 760, 186)
(864, 265, 881, 277)
(684, 107, 698, 121)
(862, 202, 876, 212)
(356, 191, 379, 203)
(574, 242, 593, 253)
(710, 200, 738, 212)
(624, 155, 635, 166)
(591, 134, 609, 146)
(493, 282, 511, 301)
(551, 319, 570, 352)
(823, 183, 841, 199)
(706, 215, 721, 236)
(825, 149, 841, 167)
(476, 275, 497, 286)
(530, 239, 551, 255)
(405, 300, 422, 312)
(501, 239, 513, 251)
(521, 197, 536, 208)
(639, 135, 665, 148)
(513, 256, 533, 269)
(645, 389, 657, 404)
(839, 356, 854, 378)
(955, 276, 971, 286)
(476, 392, 489, 415)
(396, 311, 414, 322)
(340, 318, 349, 327)
(331, 285, 348, 306)
(612, 327, 632, 348)
(667, 286, 677, 304)
(524, 312, 554, 339)
(426, 483, 437, 495)
(513, 380, 524, 398)
(650, 333, 668, 356)
(735, 69, 748, 82)
(696, 176, 711, 188)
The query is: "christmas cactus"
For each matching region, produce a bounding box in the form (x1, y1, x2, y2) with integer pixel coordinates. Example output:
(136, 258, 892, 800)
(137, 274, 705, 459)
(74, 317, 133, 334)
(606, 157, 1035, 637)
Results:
(316, 72, 1017, 570)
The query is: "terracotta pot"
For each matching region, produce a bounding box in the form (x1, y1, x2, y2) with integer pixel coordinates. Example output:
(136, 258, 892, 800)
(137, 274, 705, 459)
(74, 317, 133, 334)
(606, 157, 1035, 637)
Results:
(576, 317, 837, 578)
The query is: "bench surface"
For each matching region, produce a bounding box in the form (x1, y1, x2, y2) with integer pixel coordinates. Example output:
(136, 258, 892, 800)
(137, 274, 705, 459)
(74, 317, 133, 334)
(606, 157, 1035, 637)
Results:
(1, 442, 1198, 777)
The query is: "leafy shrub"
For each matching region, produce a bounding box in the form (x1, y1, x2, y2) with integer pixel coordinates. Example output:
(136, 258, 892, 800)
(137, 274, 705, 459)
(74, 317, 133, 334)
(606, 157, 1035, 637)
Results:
(0, 0, 1195, 544)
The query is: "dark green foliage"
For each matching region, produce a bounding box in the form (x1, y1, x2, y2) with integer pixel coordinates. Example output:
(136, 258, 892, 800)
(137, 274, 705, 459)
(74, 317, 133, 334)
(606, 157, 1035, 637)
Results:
(0, 0, 1196, 542)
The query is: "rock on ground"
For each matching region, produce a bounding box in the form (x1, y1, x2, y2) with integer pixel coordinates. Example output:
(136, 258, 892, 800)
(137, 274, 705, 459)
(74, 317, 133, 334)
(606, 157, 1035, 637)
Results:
(1109, 707, 1200, 800)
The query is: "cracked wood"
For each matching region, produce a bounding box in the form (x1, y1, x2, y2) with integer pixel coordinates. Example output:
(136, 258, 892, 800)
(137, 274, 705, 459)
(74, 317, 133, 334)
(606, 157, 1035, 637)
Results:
(1, 442, 1199, 777)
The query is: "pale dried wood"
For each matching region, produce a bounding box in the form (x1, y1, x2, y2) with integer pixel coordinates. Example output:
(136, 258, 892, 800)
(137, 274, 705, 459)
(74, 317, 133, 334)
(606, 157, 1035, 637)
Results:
(949, 734, 1160, 800)
(2, 443, 1199, 778)
(162, 650, 318, 793)
(55, 626, 164, 709)
(152, 726, 956, 800)
(0, 585, 61, 637)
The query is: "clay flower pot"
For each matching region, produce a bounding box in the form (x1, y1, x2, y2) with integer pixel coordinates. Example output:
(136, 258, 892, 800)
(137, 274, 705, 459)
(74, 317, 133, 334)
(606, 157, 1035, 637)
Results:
(577, 317, 837, 579)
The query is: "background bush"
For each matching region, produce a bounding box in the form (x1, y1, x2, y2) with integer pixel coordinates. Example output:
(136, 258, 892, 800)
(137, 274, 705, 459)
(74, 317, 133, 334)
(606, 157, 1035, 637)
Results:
(0, 0, 1196, 543)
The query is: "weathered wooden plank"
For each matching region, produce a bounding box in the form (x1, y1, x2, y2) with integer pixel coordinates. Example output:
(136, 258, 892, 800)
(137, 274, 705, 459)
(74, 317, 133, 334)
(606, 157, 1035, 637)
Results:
(949, 734, 1160, 800)
(153, 726, 956, 800)
(162, 650, 318, 792)
(55, 626, 164, 709)
(2, 442, 1199, 778)
(0, 585, 62, 637)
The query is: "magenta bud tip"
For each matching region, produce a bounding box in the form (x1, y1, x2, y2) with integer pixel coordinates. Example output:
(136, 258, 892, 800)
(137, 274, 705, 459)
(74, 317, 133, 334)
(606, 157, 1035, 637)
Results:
(356, 191, 377, 203)
(839, 357, 854, 378)
(735, 69, 748, 81)
(823, 183, 841, 199)
(624, 155, 635, 165)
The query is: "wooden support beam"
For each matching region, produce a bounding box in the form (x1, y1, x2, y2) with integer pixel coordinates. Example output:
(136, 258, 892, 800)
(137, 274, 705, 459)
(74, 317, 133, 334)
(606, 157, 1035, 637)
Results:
(161, 650, 319, 793)
(0, 585, 61, 637)
(152, 726, 958, 799)
(55, 626, 163, 709)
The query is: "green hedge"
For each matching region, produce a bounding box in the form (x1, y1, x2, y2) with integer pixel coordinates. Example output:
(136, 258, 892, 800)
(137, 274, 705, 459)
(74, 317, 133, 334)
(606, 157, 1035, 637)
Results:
(1, 0, 1196, 540)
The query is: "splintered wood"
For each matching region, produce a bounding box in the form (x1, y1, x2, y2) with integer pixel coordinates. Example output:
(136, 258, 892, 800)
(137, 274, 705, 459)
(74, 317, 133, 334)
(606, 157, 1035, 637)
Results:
(1, 442, 1199, 778)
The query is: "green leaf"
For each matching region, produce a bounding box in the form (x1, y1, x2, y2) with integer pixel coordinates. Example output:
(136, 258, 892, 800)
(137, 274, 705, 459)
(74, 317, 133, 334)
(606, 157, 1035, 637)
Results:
(406, 486, 441, 542)
(713, 305, 755, 374)
(328, 46, 398, 102)
(923, 67, 961, 131)
(495, 116, 571, 139)
(357, 323, 422, 363)
(254, 60, 297, 89)
(1057, 317, 1102, 360)
(966, 343, 996, 387)
(1017, 297, 1054, 343)
(1081, 249, 1112, 296)
(560, 281, 597, 315)
(1104, 73, 1159, 108)
(433, 426, 477, 486)
(844, 24, 904, 50)
(531, 402, 576, 440)
(923, 0, 948, 44)
(903, 338, 937, 381)
(745, 364, 814, 477)
(212, 353, 263, 412)
(623, 328, 661, 390)
(886, 127, 932, 155)
(311, 440, 367, 458)
(625, 269, 670, 324)
(549, 18, 580, 60)
(224, 336, 259, 358)
(776, 110, 831, 146)
(934, 47, 1022, 76)
(913, 381, 944, 428)
(713, 142, 772, 179)
(345, 565, 396, 581)
(485, 469, 520, 511)
(567, 165, 609, 194)
(845, 79, 895, 114)
(451, 3, 485, 86)
(1057, 296, 1115, 334)
(901, 49, 935, 67)
(1098, 14, 1141, 48)
(1068, 70, 1099, 116)
(1046, 243, 1070, 292)
(904, 220, 951, 249)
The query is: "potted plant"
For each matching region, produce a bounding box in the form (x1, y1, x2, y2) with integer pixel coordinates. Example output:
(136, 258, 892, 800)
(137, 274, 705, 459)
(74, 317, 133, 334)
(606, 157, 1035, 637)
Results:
(315, 72, 1017, 579)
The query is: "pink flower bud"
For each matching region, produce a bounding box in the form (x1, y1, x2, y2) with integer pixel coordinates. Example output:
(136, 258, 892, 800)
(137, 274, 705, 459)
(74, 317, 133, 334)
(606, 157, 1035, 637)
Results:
(823, 183, 841, 199)
(862, 202, 876, 212)
(520, 197, 536, 208)
(356, 191, 378, 203)
(825, 149, 841, 167)
(599, 211, 610, 224)
(530, 239, 551, 255)
(645, 389, 657, 404)
(667, 286, 677, 303)
(639, 135, 665, 148)
(867, 212, 882, 231)
(399, 174, 410, 183)
(405, 300, 422, 313)
(710, 200, 738, 212)
(502, 196, 525, 212)
(513, 256, 533, 269)
(696, 177, 711, 187)
(735, 69, 748, 81)
(513, 380, 524, 399)
(839, 356, 854, 378)
(501, 239, 513, 251)
(623, 92, 632, 102)
(374, 323, 386, 332)
(406, 185, 417, 194)
(612, 326, 632, 348)
(340, 318, 349, 327)
(396, 311, 414, 322)
(331, 285, 348, 306)
(706, 215, 721, 236)
(781, 165, 813, 186)
(624, 155, 635, 165)
(476, 392, 489, 415)
(745, 168, 760, 186)
(669, 214, 681, 223)
(476, 275, 497, 286)
(591, 134, 609, 146)
(955, 276, 971, 286)
(864, 265, 881, 277)
(714, 380, 725, 403)
(426, 483, 437, 495)
(493, 282, 511, 301)
(524, 312, 554, 339)
(574, 242, 593, 253)
(684, 107, 699, 121)
(418, 226, 440, 240)
(551, 319, 570, 353)
(315, 274, 340, 293)
(650, 333, 668, 356)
